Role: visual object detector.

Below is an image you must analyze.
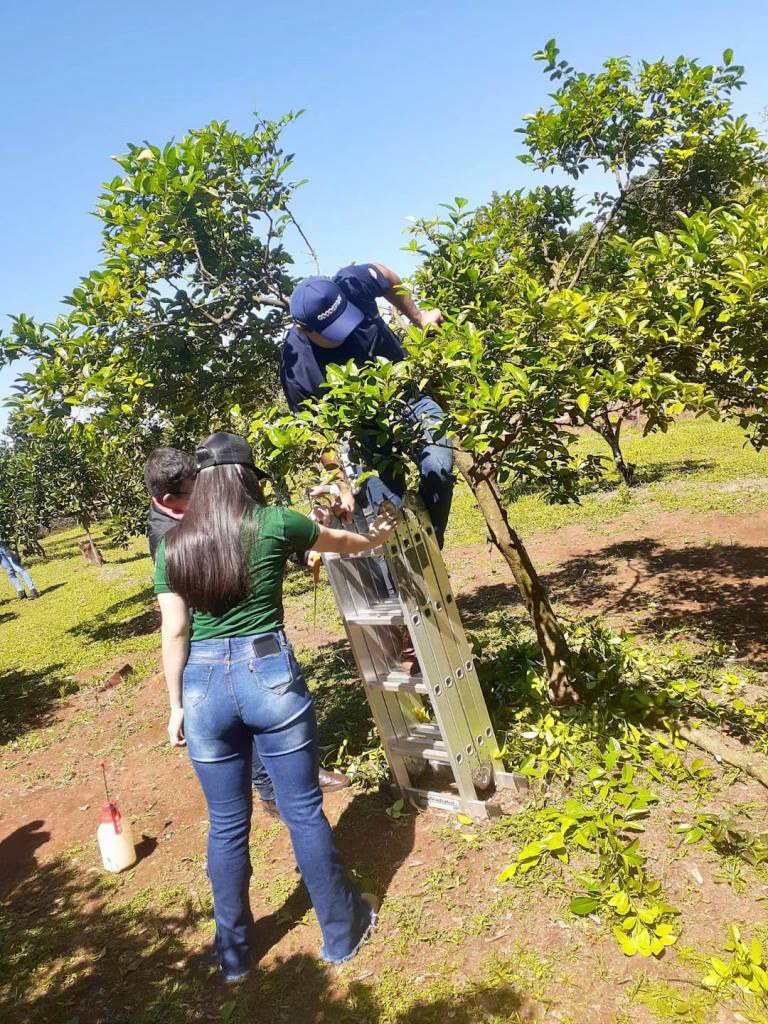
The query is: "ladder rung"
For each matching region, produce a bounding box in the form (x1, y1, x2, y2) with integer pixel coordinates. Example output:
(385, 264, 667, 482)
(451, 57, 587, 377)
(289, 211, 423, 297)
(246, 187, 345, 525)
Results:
(401, 787, 503, 819)
(366, 671, 429, 695)
(324, 549, 385, 561)
(346, 603, 404, 626)
(389, 735, 451, 763)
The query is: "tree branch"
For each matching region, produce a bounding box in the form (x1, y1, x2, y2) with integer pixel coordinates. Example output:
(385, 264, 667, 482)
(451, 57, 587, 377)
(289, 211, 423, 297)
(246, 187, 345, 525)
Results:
(287, 210, 321, 275)
(676, 723, 768, 790)
(567, 190, 626, 290)
(191, 237, 216, 282)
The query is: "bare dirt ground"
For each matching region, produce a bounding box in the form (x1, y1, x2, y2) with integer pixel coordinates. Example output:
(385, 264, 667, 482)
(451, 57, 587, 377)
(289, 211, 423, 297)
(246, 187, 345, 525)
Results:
(2, 507, 767, 1023)
(454, 507, 768, 663)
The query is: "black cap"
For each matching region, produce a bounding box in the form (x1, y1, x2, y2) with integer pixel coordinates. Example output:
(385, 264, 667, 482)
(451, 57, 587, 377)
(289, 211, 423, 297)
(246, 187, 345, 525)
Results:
(195, 432, 268, 479)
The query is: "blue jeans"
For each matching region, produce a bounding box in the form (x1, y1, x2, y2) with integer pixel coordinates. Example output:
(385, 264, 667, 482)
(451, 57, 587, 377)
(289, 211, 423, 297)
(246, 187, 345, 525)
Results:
(358, 395, 454, 548)
(182, 632, 374, 979)
(0, 546, 35, 596)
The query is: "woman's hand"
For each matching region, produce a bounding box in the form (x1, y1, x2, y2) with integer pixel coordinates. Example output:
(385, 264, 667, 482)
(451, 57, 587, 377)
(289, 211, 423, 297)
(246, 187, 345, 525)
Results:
(168, 707, 186, 746)
(366, 508, 398, 546)
(313, 506, 398, 556)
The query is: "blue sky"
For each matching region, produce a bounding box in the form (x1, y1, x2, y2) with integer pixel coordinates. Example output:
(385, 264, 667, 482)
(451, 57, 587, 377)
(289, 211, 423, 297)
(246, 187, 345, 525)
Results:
(2, 0, 767, 425)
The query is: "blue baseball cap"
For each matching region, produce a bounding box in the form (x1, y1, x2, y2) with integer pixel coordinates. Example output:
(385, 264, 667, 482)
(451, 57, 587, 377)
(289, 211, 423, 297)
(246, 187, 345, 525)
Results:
(289, 277, 364, 343)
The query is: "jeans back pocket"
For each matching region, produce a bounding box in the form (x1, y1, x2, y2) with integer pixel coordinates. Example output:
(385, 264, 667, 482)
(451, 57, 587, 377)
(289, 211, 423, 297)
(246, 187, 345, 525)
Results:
(250, 649, 296, 696)
(183, 664, 213, 708)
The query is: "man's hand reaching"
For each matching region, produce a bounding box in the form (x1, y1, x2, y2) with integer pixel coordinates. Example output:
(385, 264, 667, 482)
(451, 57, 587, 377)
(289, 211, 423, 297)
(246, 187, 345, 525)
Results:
(336, 486, 355, 522)
(418, 308, 444, 331)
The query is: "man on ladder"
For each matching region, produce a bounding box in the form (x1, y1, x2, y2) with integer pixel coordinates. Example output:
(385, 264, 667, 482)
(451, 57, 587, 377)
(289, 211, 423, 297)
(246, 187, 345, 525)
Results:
(279, 263, 452, 546)
(280, 266, 527, 818)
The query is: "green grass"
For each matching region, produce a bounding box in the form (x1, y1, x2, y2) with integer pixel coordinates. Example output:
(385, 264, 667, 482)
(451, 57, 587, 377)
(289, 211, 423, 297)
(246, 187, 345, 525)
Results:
(0, 524, 157, 748)
(443, 417, 768, 547)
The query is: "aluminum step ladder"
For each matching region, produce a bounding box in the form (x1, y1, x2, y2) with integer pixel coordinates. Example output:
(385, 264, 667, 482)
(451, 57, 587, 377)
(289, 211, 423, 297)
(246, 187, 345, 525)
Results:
(321, 497, 528, 819)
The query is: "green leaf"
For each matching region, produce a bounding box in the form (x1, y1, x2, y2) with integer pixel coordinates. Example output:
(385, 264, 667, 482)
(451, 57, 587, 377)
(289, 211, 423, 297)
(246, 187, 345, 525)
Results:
(544, 831, 566, 852)
(609, 891, 631, 916)
(613, 927, 638, 956)
(710, 957, 731, 978)
(576, 393, 590, 416)
(518, 840, 545, 861)
(221, 1001, 237, 1021)
(386, 798, 404, 820)
(569, 896, 599, 916)
(723, 48, 734, 65)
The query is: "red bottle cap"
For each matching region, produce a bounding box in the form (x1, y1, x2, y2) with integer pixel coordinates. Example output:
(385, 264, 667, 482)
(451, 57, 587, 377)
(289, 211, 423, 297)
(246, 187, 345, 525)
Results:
(100, 801, 123, 834)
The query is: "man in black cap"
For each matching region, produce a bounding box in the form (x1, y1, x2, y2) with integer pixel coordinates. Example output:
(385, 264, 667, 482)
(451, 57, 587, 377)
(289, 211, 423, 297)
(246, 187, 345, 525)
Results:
(279, 263, 453, 547)
(144, 443, 350, 817)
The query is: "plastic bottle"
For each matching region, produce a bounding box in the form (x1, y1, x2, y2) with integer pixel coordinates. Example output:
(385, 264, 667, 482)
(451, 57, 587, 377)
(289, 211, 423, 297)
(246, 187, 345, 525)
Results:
(97, 800, 136, 873)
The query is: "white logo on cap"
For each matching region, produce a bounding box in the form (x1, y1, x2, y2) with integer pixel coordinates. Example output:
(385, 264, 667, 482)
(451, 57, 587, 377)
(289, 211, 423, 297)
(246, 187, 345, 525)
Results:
(316, 293, 343, 321)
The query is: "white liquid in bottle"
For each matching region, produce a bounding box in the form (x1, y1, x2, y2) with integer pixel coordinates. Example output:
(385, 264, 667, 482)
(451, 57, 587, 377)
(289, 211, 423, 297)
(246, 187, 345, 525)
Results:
(97, 801, 137, 873)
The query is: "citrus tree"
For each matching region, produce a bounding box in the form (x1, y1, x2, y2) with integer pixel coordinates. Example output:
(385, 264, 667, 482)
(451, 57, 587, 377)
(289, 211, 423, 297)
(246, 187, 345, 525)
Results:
(409, 44, 766, 484)
(0, 438, 50, 556)
(1, 114, 301, 430)
(1, 113, 305, 536)
(251, 45, 768, 702)
(624, 200, 768, 448)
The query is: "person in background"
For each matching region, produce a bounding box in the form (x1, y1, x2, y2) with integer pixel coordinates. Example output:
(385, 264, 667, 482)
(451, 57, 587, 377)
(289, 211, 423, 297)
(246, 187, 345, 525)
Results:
(143, 447, 350, 820)
(0, 543, 39, 601)
(145, 448, 197, 562)
(155, 432, 396, 980)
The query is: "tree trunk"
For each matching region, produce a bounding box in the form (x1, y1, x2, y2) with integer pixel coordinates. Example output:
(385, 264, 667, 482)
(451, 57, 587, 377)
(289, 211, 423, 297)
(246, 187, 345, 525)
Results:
(596, 416, 636, 487)
(21, 539, 46, 558)
(453, 447, 579, 704)
(80, 529, 105, 566)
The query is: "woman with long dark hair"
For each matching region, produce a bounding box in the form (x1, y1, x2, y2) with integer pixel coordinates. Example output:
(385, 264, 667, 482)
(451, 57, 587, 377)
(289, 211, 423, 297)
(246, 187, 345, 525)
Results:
(154, 432, 396, 981)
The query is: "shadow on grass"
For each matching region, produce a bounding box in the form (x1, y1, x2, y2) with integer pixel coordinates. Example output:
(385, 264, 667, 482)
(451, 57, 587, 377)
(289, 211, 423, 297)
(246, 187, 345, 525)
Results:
(0, 664, 70, 746)
(247, 789, 417, 966)
(300, 640, 373, 757)
(501, 457, 717, 505)
(2, 587, 159, 746)
(0, 611, 17, 626)
(462, 548, 767, 752)
(78, 608, 160, 644)
(69, 585, 159, 645)
(108, 551, 150, 566)
(0, 802, 516, 1024)
(0, 820, 50, 898)
(582, 456, 717, 494)
(631, 457, 716, 486)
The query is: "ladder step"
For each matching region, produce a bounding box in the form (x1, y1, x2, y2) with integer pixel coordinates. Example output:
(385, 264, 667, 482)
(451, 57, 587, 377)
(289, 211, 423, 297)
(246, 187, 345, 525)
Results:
(389, 735, 451, 764)
(401, 787, 504, 819)
(366, 671, 429, 695)
(324, 549, 384, 561)
(346, 602, 404, 626)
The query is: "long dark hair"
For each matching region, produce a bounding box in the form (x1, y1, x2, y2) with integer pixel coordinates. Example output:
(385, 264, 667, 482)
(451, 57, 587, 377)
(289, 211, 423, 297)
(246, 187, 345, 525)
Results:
(166, 463, 265, 614)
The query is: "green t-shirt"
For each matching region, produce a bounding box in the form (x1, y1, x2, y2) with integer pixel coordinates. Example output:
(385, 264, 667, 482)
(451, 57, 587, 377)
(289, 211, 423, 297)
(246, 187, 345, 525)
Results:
(154, 506, 319, 642)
